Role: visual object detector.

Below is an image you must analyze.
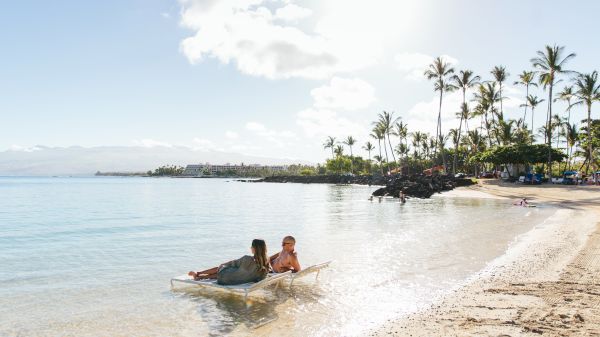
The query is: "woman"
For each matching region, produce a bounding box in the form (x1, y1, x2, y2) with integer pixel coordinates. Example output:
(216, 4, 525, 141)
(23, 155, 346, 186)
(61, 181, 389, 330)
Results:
(188, 239, 270, 285)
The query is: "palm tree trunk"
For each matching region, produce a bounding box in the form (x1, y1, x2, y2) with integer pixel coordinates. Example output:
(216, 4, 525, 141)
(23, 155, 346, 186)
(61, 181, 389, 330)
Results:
(547, 85, 553, 177)
(434, 89, 447, 173)
(377, 139, 384, 175)
(587, 104, 592, 174)
(531, 107, 535, 135)
(382, 135, 389, 174)
(349, 146, 353, 174)
(454, 90, 466, 175)
(387, 133, 396, 164)
(523, 84, 529, 123)
(499, 82, 503, 119)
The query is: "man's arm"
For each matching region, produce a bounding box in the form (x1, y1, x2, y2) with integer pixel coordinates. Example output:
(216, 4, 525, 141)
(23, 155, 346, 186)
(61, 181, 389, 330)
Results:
(290, 252, 301, 272)
(269, 252, 280, 264)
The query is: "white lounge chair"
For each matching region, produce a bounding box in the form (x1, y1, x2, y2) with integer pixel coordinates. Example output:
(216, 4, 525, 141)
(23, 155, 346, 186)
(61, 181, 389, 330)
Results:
(270, 261, 332, 288)
(170, 271, 291, 301)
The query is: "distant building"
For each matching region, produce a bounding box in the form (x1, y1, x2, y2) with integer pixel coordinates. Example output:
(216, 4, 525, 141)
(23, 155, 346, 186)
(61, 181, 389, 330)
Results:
(181, 163, 286, 176)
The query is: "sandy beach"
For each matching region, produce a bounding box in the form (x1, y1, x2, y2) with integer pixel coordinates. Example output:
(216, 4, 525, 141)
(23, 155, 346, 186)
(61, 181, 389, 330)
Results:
(371, 180, 600, 336)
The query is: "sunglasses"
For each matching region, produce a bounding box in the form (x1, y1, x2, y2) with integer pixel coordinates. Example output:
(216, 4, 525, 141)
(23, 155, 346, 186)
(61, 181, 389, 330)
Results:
(281, 242, 293, 246)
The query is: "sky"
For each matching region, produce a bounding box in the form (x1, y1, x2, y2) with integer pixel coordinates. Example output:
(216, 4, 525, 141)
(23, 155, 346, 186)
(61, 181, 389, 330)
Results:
(1, 0, 599, 163)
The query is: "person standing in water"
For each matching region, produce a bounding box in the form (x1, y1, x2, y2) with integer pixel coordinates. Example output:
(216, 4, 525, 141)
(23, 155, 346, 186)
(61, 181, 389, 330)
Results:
(514, 198, 529, 206)
(188, 239, 270, 285)
(270, 236, 301, 273)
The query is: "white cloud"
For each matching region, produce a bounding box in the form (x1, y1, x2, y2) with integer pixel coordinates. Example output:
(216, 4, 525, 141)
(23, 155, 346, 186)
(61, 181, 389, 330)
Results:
(394, 53, 458, 81)
(274, 4, 312, 22)
(132, 139, 173, 148)
(245, 122, 267, 132)
(179, 0, 339, 79)
(7, 144, 43, 152)
(191, 137, 217, 151)
(178, 0, 423, 79)
(311, 77, 376, 110)
(296, 108, 366, 139)
(245, 121, 296, 147)
(161, 12, 171, 19)
(225, 130, 239, 139)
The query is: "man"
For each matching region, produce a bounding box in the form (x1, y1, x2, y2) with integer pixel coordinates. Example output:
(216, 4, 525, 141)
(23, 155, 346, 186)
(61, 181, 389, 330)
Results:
(270, 235, 301, 273)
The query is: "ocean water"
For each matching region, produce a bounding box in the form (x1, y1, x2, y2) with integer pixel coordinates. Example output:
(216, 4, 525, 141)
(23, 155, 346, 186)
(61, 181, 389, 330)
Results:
(0, 177, 554, 336)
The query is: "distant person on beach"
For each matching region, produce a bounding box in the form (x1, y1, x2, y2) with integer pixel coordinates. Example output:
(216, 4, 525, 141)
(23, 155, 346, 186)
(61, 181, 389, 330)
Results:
(399, 192, 406, 203)
(514, 198, 529, 207)
(188, 239, 270, 285)
(270, 235, 301, 273)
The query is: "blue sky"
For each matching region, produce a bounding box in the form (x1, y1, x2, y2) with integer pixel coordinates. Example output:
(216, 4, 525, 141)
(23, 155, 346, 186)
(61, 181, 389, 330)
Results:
(2, 0, 599, 163)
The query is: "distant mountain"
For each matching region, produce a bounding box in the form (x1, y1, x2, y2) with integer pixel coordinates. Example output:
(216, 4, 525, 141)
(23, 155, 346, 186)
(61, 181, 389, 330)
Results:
(0, 145, 311, 176)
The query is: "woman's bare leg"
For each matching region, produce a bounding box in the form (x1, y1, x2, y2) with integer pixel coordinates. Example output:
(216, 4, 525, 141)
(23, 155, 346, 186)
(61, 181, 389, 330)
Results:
(188, 266, 219, 280)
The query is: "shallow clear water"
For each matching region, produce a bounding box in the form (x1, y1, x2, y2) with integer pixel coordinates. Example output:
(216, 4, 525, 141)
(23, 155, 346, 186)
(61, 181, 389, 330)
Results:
(0, 177, 554, 336)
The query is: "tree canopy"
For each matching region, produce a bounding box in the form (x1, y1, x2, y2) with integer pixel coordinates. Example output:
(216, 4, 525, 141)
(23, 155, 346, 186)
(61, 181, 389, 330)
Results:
(471, 144, 565, 165)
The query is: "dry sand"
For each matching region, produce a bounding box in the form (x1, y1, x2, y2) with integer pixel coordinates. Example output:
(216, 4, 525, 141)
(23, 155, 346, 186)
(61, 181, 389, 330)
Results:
(370, 180, 600, 337)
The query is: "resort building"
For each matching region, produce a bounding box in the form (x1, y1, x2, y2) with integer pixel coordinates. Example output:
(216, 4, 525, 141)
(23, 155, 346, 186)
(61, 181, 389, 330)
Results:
(181, 163, 287, 176)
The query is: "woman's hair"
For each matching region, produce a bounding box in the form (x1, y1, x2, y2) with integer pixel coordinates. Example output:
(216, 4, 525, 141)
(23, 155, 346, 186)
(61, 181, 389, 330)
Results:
(251, 239, 269, 275)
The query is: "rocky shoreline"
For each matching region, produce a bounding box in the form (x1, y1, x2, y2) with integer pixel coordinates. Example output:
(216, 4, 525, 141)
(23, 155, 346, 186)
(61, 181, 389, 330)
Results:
(241, 175, 476, 199)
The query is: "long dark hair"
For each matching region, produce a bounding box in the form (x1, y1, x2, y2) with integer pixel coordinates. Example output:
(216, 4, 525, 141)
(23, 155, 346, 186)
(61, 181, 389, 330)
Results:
(251, 239, 269, 275)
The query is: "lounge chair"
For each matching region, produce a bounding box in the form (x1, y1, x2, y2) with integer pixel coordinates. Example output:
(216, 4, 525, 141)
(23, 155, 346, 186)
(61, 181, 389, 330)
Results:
(170, 271, 292, 301)
(269, 261, 332, 288)
(289, 261, 331, 287)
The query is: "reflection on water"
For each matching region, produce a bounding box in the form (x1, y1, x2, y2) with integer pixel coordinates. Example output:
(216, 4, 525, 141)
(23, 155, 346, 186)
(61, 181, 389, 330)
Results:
(0, 177, 554, 336)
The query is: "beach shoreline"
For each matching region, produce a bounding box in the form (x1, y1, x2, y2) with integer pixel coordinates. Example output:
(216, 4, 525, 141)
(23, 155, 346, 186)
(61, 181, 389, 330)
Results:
(370, 180, 600, 336)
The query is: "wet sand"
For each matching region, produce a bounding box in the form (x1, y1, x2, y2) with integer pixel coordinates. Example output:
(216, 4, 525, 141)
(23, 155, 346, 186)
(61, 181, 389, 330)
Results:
(371, 180, 600, 337)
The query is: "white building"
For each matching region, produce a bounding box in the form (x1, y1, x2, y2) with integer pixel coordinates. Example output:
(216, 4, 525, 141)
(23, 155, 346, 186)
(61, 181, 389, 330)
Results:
(182, 163, 286, 176)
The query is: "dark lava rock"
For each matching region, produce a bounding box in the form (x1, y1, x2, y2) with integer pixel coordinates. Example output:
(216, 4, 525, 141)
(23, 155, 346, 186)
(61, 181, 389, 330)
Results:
(244, 174, 475, 199)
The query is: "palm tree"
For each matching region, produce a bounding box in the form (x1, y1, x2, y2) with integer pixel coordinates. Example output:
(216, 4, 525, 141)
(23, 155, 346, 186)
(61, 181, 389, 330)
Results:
(395, 143, 409, 174)
(531, 44, 576, 176)
(393, 121, 409, 172)
(491, 66, 509, 118)
(334, 145, 344, 157)
(376, 111, 399, 164)
(524, 95, 544, 136)
(363, 141, 375, 164)
(343, 136, 356, 174)
(557, 86, 575, 125)
(572, 71, 600, 173)
(411, 131, 425, 162)
(495, 119, 515, 145)
(425, 57, 455, 172)
(551, 114, 566, 151)
(323, 136, 336, 160)
(473, 83, 501, 145)
(565, 122, 579, 171)
(448, 128, 460, 166)
(467, 129, 486, 176)
(371, 124, 389, 171)
(373, 155, 384, 175)
(450, 69, 480, 174)
(514, 71, 537, 123)
(333, 145, 344, 173)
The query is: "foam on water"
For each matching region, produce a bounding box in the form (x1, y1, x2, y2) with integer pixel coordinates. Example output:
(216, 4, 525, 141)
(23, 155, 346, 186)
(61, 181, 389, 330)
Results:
(0, 177, 554, 336)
